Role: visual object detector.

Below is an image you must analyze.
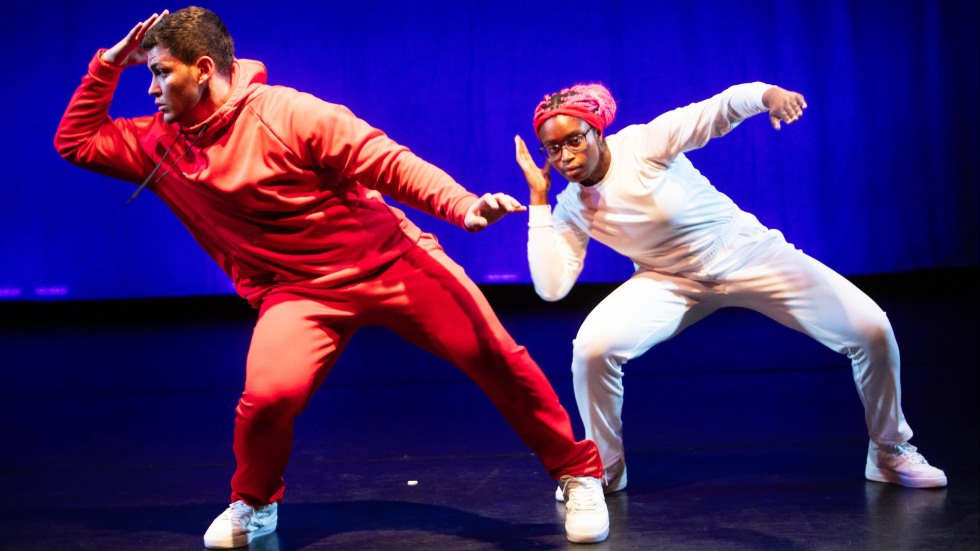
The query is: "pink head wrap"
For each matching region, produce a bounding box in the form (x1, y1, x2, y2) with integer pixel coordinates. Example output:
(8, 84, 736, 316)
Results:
(533, 83, 617, 134)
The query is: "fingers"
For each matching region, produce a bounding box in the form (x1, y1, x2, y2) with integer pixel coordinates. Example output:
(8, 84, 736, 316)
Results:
(124, 21, 143, 41)
(483, 192, 526, 212)
(472, 193, 525, 219)
(481, 192, 500, 211)
(501, 195, 528, 212)
(498, 193, 526, 212)
(467, 217, 488, 232)
(514, 134, 527, 152)
(514, 135, 534, 168)
(103, 20, 148, 65)
(137, 12, 162, 39)
(792, 93, 808, 110)
(780, 93, 807, 125)
(769, 91, 807, 130)
(132, 10, 168, 44)
(515, 134, 554, 191)
(465, 192, 527, 231)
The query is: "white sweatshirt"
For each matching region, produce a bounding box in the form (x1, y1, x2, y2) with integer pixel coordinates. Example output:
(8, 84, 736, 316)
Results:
(528, 82, 773, 301)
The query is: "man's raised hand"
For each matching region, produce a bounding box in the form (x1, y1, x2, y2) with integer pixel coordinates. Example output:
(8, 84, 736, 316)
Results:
(101, 10, 169, 68)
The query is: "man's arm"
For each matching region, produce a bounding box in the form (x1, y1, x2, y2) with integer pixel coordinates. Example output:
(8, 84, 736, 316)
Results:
(54, 12, 168, 182)
(283, 93, 525, 231)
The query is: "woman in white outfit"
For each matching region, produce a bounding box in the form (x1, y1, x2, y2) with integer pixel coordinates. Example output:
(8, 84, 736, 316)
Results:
(514, 82, 947, 494)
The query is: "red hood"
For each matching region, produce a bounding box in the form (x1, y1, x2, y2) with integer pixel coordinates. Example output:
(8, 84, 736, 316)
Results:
(179, 58, 268, 142)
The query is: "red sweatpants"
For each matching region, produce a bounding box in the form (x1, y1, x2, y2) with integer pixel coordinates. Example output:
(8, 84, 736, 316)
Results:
(230, 235, 602, 505)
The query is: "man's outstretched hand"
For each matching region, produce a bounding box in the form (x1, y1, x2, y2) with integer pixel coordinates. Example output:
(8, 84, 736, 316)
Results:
(464, 192, 527, 232)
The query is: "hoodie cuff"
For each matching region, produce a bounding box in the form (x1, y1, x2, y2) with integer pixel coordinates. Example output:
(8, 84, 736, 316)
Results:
(89, 49, 125, 84)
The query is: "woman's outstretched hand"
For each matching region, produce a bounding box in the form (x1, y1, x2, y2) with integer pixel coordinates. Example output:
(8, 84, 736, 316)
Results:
(763, 86, 808, 130)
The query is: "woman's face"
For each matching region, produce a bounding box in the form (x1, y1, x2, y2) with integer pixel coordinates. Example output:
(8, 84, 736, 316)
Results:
(537, 115, 606, 185)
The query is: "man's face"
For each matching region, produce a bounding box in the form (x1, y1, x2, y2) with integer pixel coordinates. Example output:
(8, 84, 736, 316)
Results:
(537, 115, 602, 184)
(146, 46, 204, 126)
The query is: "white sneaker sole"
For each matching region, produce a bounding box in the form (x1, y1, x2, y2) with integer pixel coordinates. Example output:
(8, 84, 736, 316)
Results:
(204, 525, 275, 550)
(566, 523, 610, 544)
(865, 467, 948, 488)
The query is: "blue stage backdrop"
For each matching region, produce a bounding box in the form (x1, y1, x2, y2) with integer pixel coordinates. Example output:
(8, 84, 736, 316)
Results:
(2, 1, 977, 301)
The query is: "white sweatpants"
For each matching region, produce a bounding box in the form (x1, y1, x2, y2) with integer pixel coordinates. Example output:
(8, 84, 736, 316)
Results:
(572, 215, 912, 468)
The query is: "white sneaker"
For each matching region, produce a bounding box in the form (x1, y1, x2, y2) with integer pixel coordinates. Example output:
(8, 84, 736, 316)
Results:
(203, 500, 278, 549)
(559, 476, 609, 543)
(865, 440, 947, 488)
(555, 460, 627, 502)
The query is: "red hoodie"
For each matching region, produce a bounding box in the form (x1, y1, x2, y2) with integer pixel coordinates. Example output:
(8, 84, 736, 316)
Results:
(55, 52, 479, 307)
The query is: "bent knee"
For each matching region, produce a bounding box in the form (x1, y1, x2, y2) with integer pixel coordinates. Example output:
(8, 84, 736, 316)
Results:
(856, 305, 893, 338)
(842, 308, 897, 358)
(572, 334, 628, 376)
(237, 387, 308, 420)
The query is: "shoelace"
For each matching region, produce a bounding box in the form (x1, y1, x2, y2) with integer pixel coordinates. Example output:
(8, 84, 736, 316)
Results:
(893, 443, 928, 465)
(565, 479, 601, 512)
(221, 502, 255, 527)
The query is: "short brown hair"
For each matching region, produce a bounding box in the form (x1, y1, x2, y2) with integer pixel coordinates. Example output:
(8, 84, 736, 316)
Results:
(142, 6, 234, 76)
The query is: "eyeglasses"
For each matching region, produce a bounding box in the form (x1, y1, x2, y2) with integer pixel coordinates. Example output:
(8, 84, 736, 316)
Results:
(539, 128, 594, 160)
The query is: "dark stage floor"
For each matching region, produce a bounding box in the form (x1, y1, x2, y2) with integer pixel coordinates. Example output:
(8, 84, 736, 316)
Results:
(1, 269, 977, 550)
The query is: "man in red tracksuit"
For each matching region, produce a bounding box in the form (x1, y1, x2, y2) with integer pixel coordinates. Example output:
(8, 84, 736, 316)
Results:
(54, 6, 609, 548)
